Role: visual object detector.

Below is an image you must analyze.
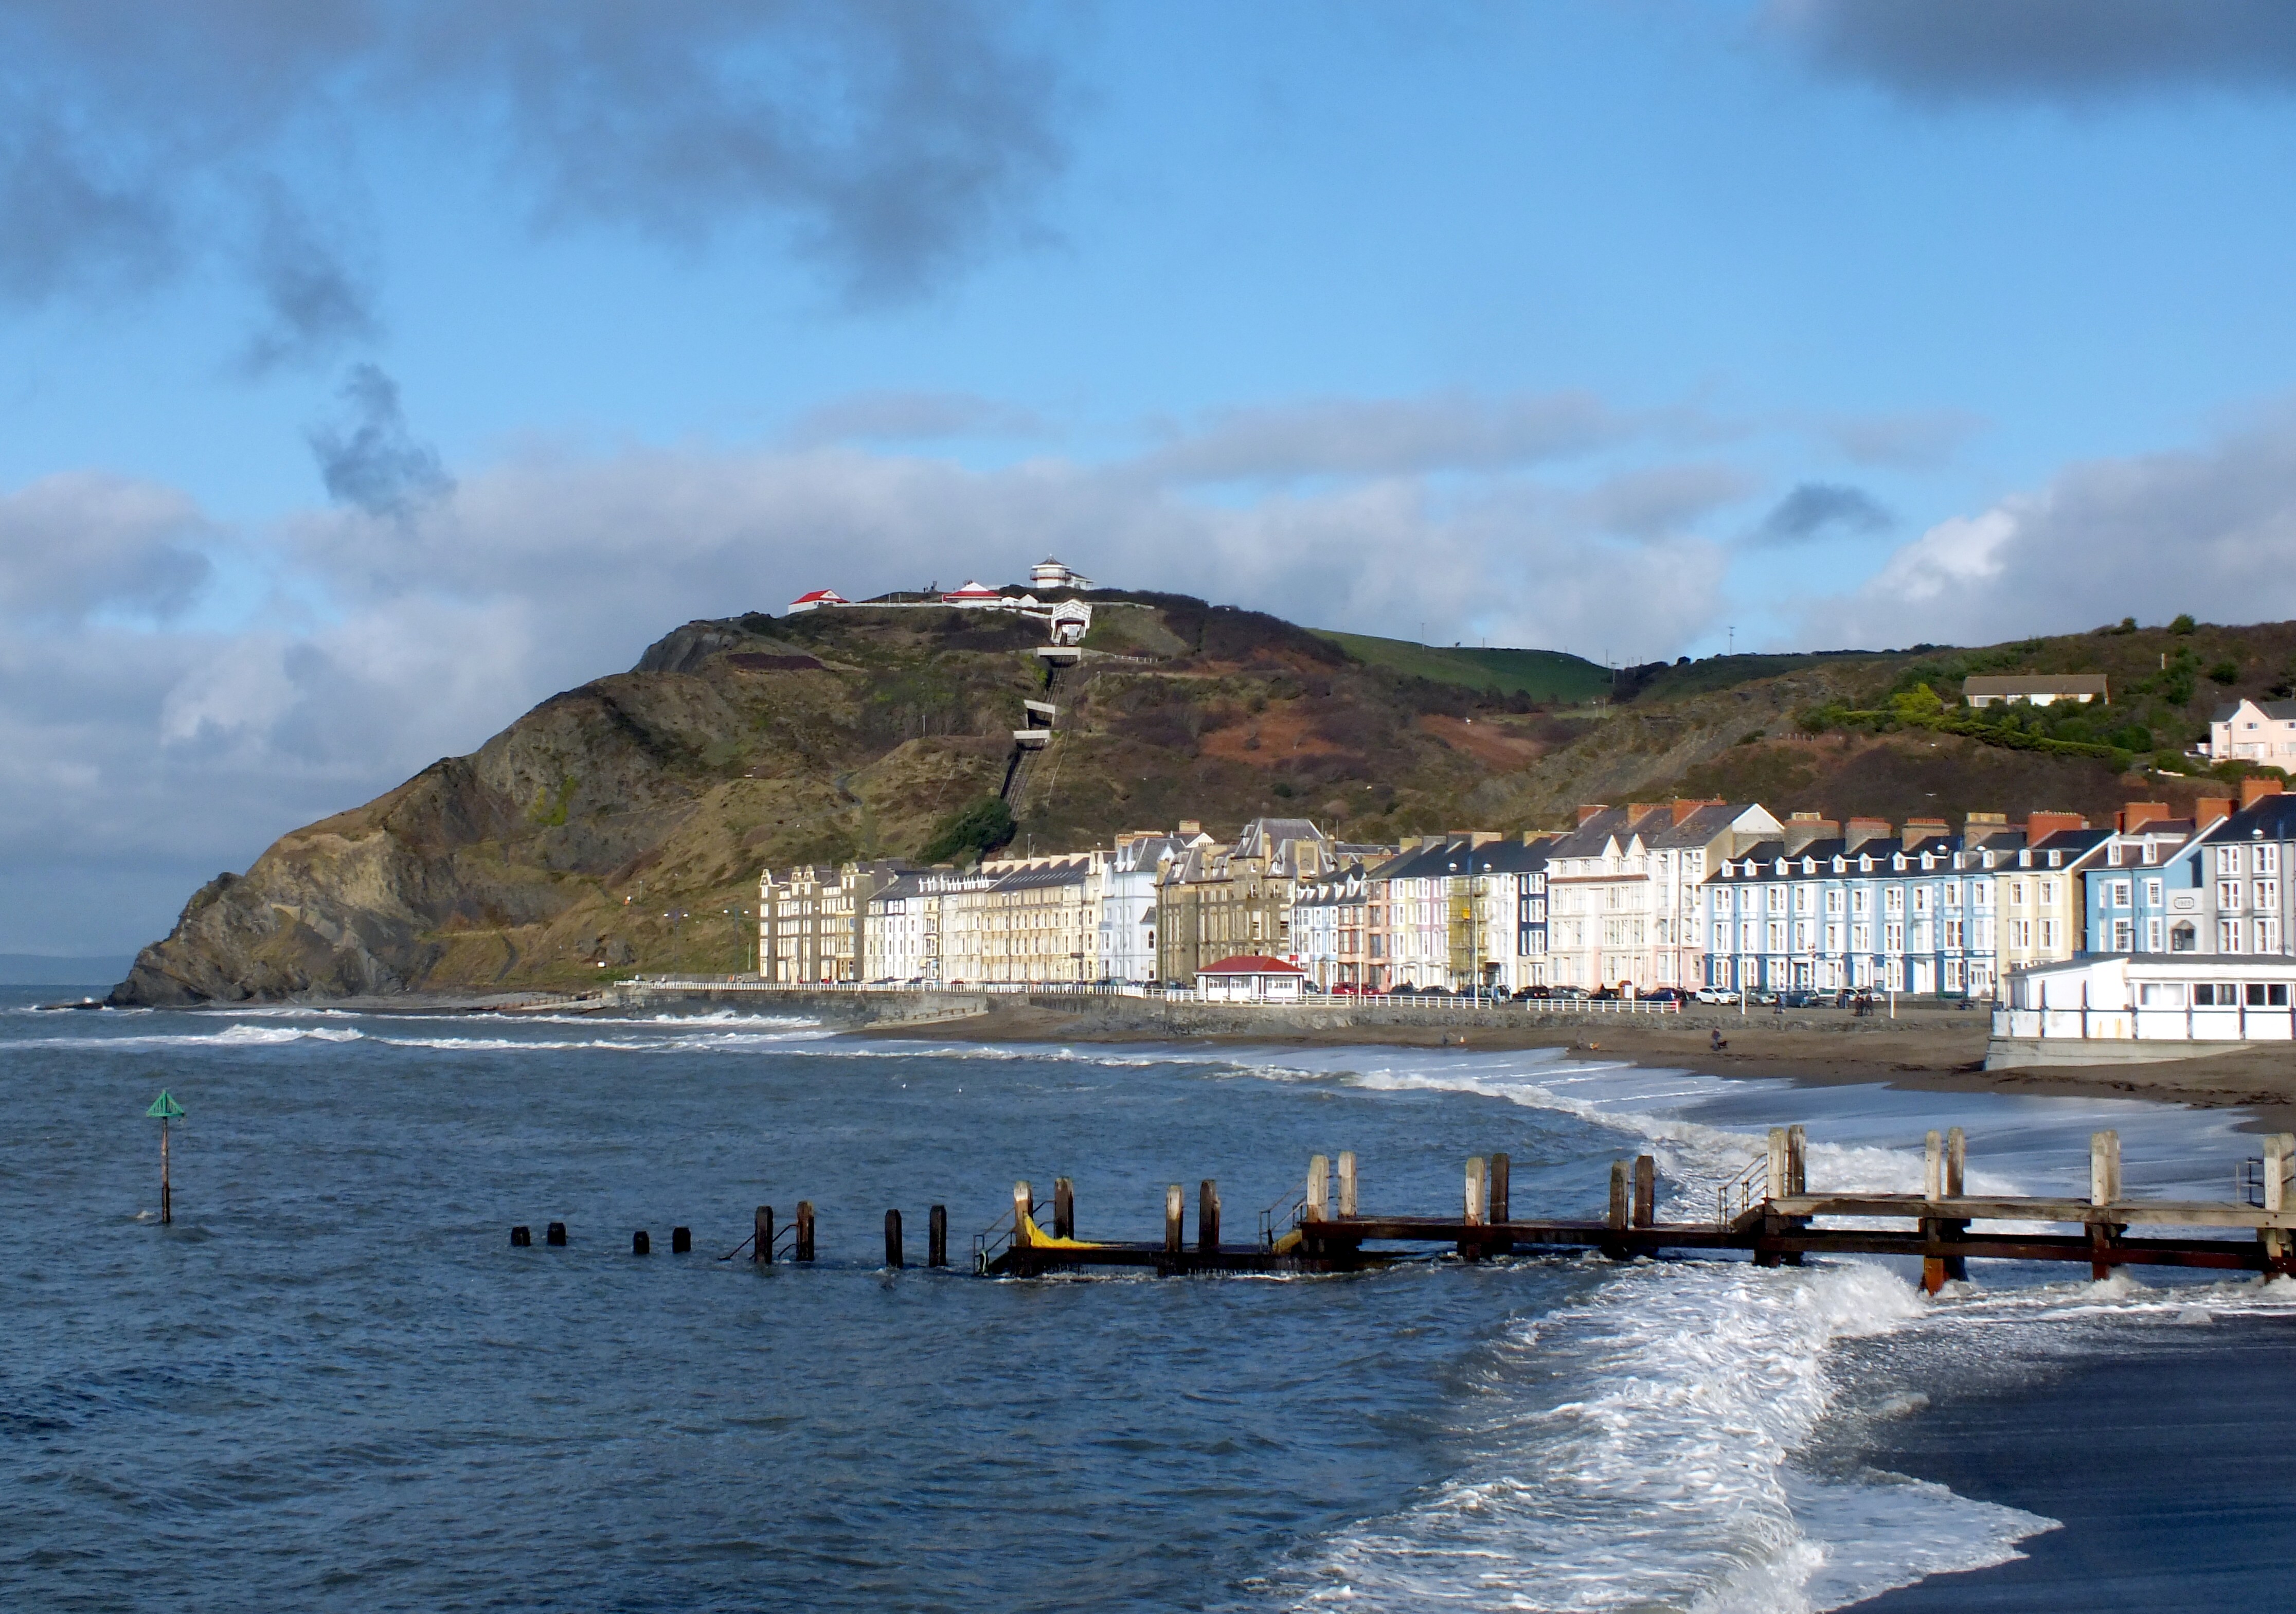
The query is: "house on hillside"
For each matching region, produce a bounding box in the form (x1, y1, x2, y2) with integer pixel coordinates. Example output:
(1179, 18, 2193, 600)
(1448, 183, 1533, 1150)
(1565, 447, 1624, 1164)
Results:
(1962, 674, 2109, 707)
(2205, 697, 2296, 765)
(941, 580, 1004, 607)
(1030, 556, 1095, 591)
(788, 588, 847, 613)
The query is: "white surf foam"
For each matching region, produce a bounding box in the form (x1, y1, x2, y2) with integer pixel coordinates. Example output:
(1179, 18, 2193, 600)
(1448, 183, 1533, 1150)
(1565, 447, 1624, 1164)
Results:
(1289, 1259, 2054, 1612)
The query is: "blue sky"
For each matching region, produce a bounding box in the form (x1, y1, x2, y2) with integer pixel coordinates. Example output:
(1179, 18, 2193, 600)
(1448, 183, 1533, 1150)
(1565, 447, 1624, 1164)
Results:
(11, 0, 2296, 954)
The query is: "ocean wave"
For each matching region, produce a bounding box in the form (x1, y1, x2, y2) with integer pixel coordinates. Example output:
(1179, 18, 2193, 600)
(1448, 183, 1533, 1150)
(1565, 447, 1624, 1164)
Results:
(1289, 1258, 2055, 1612)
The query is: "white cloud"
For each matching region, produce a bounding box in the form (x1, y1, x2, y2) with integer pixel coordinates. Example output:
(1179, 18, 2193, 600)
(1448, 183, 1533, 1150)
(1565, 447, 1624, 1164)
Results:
(1802, 413, 2296, 645)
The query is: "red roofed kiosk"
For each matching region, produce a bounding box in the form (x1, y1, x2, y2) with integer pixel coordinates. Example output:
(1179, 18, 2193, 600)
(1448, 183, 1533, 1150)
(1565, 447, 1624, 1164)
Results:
(1196, 954, 1307, 1003)
(788, 588, 846, 614)
(941, 580, 1004, 607)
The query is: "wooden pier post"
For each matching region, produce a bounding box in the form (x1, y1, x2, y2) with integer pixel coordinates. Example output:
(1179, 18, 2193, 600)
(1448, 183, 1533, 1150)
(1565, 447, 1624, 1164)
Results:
(1633, 1155, 1655, 1228)
(1488, 1153, 1510, 1223)
(755, 1205, 774, 1264)
(1766, 1127, 1788, 1201)
(672, 1226, 692, 1254)
(1305, 1154, 1329, 1222)
(1014, 1179, 1032, 1242)
(1787, 1125, 1808, 1195)
(547, 1221, 567, 1247)
(929, 1204, 948, 1267)
(2090, 1131, 2123, 1280)
(510, 1225, 531, 1247)
(1942, 1127, 1969, 1283)
(2263, 1135, 2293, 1264)
(1164, 1183, 1184, 1253)
(633, 1230, 650, 1255)
(1608, 1161, 1629, 1230)
(795, 1200, 815, 1262)
(1921, 1129, 1947, 1294)
(1053, 1176, 1074, 1241)
(885, 1209, 903, 1268)
(1461, 1156, 1487, 1261)
(1337, 1151, 1358, 1217)
(1198, 1180, 1221, 1253)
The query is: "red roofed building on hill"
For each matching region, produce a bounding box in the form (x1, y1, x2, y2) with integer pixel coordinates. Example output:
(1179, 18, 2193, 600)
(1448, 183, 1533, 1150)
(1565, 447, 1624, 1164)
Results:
(1195, 954, 1307, 1002)
(941, 580, 1004, 606)
(788, 588, 847, 613)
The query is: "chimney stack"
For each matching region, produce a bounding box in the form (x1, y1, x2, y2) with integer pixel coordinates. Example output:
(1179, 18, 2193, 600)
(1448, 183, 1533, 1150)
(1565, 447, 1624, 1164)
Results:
(2023, 811, 2088, 842)
(2240, 777, 2285, 810)
(1577, 803, 1609, 826)
(1783, 817, 1839, 855)
(1902, 817, 1950, 850)
(2196, 797, 2234, 829)
(2115, 801, 2171, 833)
(1626, 802, 1665, 823)
(1178, 819, 1202, 837)
(1843, 817, 1892, 851)
(1671, 797, 1723, 824)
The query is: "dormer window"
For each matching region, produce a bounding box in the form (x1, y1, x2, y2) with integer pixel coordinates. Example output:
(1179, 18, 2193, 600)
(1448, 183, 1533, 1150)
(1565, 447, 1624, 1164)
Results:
(2048, 851, 2062, 868)
(1859, 855, 1873, 872)
(1832, 856, 1844, 873)
(1802, 857, 1815, 874)
(1920, 853, 1933, 871)
(1892, 854, 1907, 871)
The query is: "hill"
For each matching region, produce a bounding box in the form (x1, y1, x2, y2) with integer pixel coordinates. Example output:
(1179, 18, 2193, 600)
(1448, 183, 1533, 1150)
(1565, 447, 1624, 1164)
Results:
(110, 595, 2295, 1005)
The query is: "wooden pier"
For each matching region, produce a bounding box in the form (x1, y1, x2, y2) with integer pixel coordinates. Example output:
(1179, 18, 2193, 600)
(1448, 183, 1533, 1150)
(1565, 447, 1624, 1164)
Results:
(978, 1129, 2296, 1286)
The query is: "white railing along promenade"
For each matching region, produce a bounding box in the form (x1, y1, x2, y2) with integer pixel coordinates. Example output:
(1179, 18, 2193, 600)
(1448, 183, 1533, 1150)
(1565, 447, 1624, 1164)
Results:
(618, 975, 1681, 1013)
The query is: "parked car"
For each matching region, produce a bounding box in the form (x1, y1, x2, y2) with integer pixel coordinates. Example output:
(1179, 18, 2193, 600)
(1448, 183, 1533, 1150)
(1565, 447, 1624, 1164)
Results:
(1642, 987, 1688, 1002)
(1691, 987, 1736, 1004)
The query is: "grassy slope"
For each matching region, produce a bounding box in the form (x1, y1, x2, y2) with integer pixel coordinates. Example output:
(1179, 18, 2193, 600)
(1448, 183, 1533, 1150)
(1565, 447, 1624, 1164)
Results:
(1310, 630, 1613, 702)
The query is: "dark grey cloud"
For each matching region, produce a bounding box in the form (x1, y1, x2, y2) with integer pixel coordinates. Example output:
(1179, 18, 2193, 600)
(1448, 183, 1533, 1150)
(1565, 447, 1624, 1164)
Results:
(0, 1, 1070, 348)
(1751, 481, 1893, 547)
(1771, 0, 2296, 99)
(308, 364, 452, 518)
(239, 190, 380, 374)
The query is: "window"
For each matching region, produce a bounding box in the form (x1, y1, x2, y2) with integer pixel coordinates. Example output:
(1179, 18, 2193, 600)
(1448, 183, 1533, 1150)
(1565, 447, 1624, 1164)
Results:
(2259, 880, 2281, 911)
(2222, 847, 2244, 877)
(2039, 919, 2058, 951)
(1766, 920, 1785, 952)
(2008, 880, 2025, 905)
(2263, 846, 2283, 876)
(1825, 889, 1844, 914)
(2261, 917, 2284, 954)
(1825, 923, 1842, 952)
(2147, 917, 2164, 952)
(1885, 886, 1905, 916)
(1767, 885, 1786, 913)
(2171, 921, 2197, 952)
(1884, 922, 1904, 954)
(2111, 881, 2132, 908)
(1975, 883, 1993, 909)
(1943, 884, 1961, 909)
(1793, 920, 1811, 952)
(1913, 886, 1932, 914)
(2112, 919, 2133, 952)
(1852, 888, 1871, 915)
(1852, 923, 1871, 952)
(2145, 878, 2163, 906)
(2011, 919, 2032, 949)
(2220, 919, 2245, 953)
(1793, 884, 1813, 914)
(2040, 879, 2058, 905)
(1943, 918, 1964, 949)
(2219, 880, 2244, 911)
(2138, 981, 2186, 1008)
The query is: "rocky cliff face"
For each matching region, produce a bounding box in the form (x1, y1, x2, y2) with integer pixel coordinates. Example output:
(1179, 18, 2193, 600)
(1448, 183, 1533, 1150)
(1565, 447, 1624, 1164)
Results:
(119, 594, 2106, 1005)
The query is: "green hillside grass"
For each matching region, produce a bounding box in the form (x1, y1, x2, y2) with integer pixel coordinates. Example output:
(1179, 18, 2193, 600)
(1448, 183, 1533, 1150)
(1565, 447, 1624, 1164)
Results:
(1314, 630, 1613, 702)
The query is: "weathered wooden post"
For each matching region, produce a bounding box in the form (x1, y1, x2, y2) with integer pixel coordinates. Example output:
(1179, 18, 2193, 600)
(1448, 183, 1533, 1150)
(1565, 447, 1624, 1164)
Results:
(1337, 1151, 1358, 1217)
(1946, 1126, 1967, 1196)
(884, 1209, 903, 1268)
(755, 1205, 774, 1264)
(633, 1230, 651, 1255)
(1921, 1130, 1947, 1295)
(1786, 1125, 1808, 1195)
(1765, 1127, 1788, 1201)
(1164, 1183, 1184, 1253)
(1305, 1154, 1329, 1221)
(546, 1221, 567, 1247)
(928, 1204, 948, 1267)
(1013, 1180, 1032, 1242)
(1053, 1176, 1074, 1241)
(1460, 1155, 1488, 1261)
(671, 1226, 692, 1254)
(2262, 1135, 2293, 1265)
(1633, 1155, 1655, 1227)
(146, 1090, 185, 1226)
(1198, 1180, 1221, 1253)
(1608, 1161, 1629, 1230)
(1488, 1153, 1511, 1223)
(795, 1200, 816, 1262)
(510, 1225, 531, 1246)
(2089, 1130, 2123, 1280)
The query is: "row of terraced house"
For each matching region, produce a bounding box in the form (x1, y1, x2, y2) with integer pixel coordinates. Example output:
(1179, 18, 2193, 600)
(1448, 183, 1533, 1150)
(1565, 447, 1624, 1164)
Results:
(756, 780, 2296, 996)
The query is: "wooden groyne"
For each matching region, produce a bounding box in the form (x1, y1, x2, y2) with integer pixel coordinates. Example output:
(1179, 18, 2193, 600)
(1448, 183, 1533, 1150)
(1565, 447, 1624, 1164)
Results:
(977, 1129, 2296, 1285)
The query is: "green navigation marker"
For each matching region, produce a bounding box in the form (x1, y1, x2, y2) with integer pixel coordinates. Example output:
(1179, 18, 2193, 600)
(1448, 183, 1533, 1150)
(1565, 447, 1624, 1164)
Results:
(147, 1088, 184, 1222)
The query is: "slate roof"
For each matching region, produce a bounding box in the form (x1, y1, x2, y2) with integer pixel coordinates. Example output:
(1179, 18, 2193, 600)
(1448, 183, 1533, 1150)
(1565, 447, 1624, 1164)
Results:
(2212, 698, 2296, 723)
(1964, 674, 2109, 698)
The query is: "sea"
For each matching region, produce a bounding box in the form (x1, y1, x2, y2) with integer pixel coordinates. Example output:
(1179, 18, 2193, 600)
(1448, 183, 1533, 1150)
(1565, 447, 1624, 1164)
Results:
(3, 986, 2292, 1612)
